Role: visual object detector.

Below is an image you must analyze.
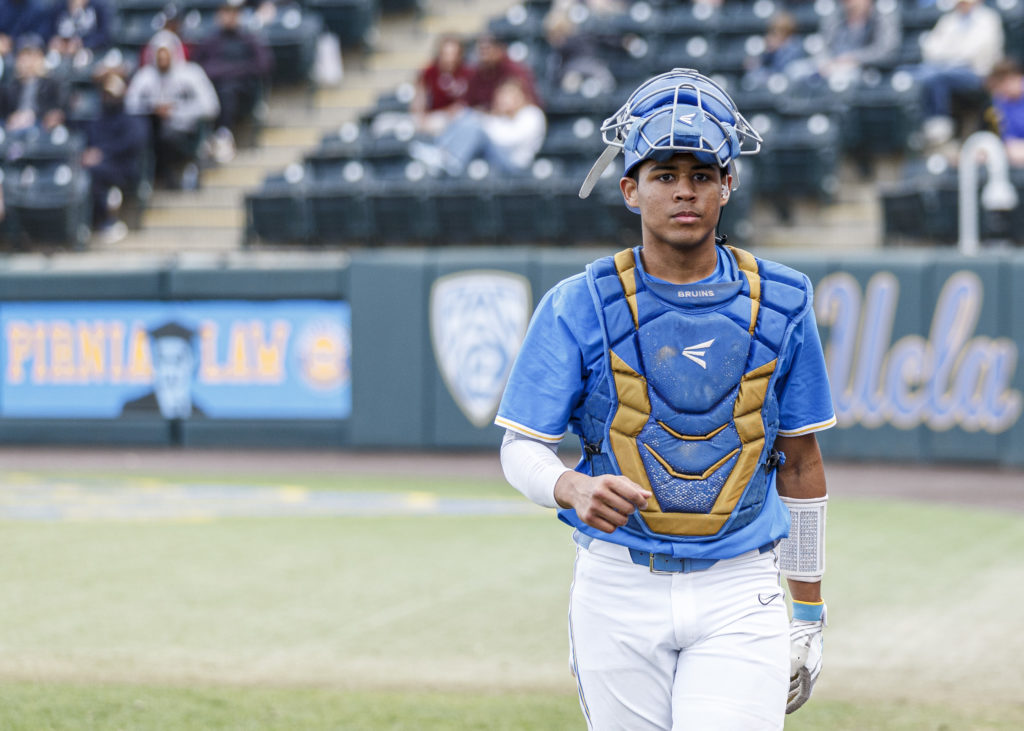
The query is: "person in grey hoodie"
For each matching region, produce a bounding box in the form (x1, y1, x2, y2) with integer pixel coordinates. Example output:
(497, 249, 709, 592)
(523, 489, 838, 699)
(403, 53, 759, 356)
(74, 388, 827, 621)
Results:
(125, 29, 219, 188)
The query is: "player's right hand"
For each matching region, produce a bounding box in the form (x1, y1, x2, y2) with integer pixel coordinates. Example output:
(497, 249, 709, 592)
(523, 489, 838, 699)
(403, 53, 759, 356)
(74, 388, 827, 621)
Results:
(786, 615, 825, 714)
(554, 473, 650, 533)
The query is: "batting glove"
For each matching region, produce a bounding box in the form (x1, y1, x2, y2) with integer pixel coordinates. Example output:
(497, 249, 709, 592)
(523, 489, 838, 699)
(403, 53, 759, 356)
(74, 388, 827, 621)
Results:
(786, 601, 826, 714)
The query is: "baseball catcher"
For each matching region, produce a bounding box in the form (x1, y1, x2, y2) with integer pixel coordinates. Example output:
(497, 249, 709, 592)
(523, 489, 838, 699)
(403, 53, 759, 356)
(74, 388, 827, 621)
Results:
(496, 68, 833, 729)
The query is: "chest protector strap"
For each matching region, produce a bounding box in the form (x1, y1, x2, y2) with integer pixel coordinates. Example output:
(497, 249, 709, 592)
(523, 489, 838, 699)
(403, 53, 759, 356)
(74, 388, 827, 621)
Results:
(583, 246, 806, 540)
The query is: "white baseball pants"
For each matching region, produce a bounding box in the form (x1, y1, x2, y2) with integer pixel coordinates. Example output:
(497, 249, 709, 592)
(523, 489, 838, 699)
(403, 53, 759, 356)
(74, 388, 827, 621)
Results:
(568, 540, 789, 730)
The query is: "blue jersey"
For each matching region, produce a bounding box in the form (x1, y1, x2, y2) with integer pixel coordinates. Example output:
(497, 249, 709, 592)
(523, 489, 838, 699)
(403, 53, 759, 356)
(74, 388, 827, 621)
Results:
(496, 245, 836, 558)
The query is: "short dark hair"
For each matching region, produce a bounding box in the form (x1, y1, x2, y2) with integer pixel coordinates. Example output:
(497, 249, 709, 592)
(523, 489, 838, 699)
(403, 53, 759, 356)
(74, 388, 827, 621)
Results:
(988, 58, 1023, 87)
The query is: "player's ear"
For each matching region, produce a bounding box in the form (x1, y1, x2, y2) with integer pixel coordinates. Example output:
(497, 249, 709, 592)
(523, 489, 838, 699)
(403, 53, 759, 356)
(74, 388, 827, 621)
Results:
(621, 175, 639, 209)
(720, 171, 733, 204)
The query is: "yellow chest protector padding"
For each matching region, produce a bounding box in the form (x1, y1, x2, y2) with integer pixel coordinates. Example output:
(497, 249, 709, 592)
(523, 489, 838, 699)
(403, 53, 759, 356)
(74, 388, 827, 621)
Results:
(597, 246, 789, 538)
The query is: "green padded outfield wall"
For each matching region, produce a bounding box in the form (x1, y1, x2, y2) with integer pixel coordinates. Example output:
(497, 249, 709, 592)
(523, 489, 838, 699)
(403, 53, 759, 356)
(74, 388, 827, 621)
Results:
(0, 247, 1021, 467)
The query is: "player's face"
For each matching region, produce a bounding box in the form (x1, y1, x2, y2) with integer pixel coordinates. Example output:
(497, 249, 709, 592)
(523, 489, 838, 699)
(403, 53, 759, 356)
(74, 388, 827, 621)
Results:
(621, 153, 730, 254)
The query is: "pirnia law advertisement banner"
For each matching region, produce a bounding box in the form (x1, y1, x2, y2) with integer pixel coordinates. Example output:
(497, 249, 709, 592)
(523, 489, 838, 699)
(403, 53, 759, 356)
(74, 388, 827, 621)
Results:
(0, 300, 351, 419)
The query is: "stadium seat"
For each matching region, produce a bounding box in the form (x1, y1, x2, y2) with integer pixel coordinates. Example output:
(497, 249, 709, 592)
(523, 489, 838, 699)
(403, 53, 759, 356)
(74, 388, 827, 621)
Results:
(245, 177, 313, 245)
(486, 4, 545, 44)
(308, 181, 373, 244)
(258, 7, 324, 86)
(3, 163, 92, 249)
(305, 0, 378, 52)
(652, 34, 716, 79)
(841, 71, 923, 158)
(656, 2, 718, 41)
(490, 161, 568, 243)
(431, 177, 500, 244)
(536, 116, 604, 173)
(750, 111, 841, 219)
(714, 0, 778, 37)
(364, 178, 438, 244)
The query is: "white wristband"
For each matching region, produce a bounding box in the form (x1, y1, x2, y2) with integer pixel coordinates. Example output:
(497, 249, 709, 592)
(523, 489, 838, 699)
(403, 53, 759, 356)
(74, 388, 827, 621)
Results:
(778, 495, 827, 581)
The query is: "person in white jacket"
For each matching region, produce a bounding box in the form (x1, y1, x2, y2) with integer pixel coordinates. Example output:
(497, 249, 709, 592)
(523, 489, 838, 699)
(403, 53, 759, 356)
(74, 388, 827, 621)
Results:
(410, 77, 546, 177)
(912, 0, 1004, 144)
(125, 30, 220, 188)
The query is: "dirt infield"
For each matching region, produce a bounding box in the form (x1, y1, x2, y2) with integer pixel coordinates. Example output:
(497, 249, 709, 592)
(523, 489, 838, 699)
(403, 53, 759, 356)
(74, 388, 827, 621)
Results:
(0, 446, 1020, 511)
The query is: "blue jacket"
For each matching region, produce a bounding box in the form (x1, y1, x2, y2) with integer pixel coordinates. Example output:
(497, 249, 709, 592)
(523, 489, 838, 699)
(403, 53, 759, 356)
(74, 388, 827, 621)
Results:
(85, 103, 150, 184)
(0, 0, 54, 42)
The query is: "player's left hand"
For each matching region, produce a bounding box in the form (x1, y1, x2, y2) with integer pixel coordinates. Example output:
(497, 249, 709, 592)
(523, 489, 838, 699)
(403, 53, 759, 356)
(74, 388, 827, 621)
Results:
(786, 610, 825, 714)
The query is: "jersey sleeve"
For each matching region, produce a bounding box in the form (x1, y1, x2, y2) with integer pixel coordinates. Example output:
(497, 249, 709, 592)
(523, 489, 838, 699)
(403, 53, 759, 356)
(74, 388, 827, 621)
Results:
(495, 275, 592, 443)
(775, 304, 837, 436)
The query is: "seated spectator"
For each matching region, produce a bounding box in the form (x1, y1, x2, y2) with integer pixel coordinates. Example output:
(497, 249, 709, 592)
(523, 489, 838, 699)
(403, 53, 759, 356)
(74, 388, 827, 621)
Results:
(0, 0, 54, 58)
(50, 0, 114, 57)
(192, 0, 273, 163)
(986, 59, 1024, 167)
(125, 30, 220, 189)
(82, 70, 149, 243)
(911, 0, 1003, 145)
(410, 35, 473, 137)
(542, 2, 616, 96)
(813, 0, 900, 84)
(464, 34, 539, 111)
(743, 11, 806, 87)
(0, 34, 67, 135)
(410, 77, 546, 177)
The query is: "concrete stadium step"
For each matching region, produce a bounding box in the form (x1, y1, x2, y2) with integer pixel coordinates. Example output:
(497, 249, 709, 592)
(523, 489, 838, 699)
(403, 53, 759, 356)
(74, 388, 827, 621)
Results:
(91, 227, 243, 253)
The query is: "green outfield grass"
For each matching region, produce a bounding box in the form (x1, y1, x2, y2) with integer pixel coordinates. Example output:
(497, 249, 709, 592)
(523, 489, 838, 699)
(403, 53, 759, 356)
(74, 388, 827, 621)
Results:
(1, 466, 1023, 729)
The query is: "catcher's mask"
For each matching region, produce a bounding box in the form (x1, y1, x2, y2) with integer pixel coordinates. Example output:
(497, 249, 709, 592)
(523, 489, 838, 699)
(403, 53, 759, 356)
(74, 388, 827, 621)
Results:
(579, 68, 762, 212)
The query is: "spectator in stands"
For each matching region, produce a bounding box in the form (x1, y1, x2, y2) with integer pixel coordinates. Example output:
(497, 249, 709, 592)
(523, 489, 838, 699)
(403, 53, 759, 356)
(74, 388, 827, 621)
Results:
(0, 34, 66, 135)
(0, 0, 53, 58)
(743, 11, 806, 87)
(125, 30, 220, 189)
(410, 76, 546, 177)
(464, 34, 539, 111)
(813, 0, 900, 84)
(986, 59, 1024, 167)
(50, 0, 114, 57)
(912, 0, 1004, 145)
(83, 70, 149, 243)
(410, 35, 473, 137)
(542, 2, 616, 96)
(192, 0, 273, 163)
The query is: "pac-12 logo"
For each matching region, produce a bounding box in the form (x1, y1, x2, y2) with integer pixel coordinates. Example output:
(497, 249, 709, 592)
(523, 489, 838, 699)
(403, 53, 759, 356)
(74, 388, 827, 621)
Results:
(430, 271, 531, 427)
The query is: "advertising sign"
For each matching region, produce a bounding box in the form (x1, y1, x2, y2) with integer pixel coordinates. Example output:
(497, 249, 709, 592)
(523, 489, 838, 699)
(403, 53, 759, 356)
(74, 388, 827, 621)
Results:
(0, 300, 351, 419)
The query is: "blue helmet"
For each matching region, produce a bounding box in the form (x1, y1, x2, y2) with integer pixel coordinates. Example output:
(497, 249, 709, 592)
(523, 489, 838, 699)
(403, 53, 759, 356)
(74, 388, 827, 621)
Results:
(578, 69, 761, 203)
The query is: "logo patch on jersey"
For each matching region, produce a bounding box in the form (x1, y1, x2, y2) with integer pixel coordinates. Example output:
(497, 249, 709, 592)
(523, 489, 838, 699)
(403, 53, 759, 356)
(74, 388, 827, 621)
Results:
(430, 270, 531, 428)
(682, 338, 714, 369)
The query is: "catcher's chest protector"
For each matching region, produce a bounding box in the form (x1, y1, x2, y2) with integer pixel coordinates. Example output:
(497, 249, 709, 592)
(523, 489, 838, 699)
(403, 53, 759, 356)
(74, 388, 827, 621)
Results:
(582, 246, 809, 540)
